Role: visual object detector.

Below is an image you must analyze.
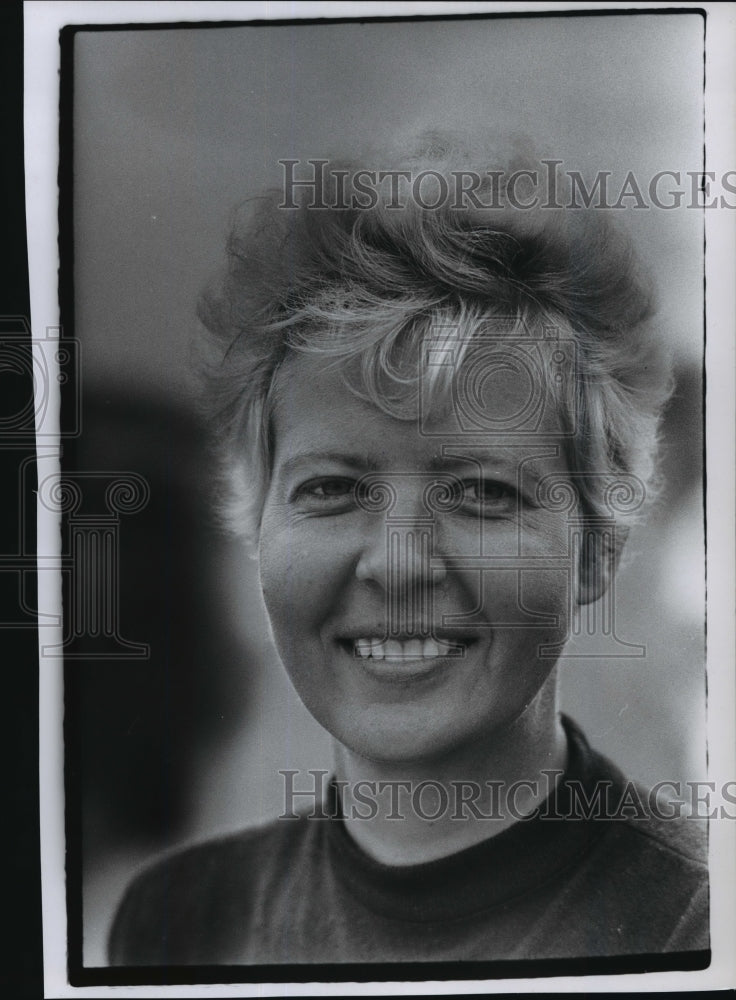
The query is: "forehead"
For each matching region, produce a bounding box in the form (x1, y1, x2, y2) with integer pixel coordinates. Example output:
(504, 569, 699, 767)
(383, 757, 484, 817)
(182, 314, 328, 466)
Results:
(269, 352, 567, 471)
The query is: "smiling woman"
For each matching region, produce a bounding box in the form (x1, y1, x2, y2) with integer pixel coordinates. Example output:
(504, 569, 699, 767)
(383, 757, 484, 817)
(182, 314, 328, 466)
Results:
(108, 132, 708, 969)
(259, 352, 574, 774)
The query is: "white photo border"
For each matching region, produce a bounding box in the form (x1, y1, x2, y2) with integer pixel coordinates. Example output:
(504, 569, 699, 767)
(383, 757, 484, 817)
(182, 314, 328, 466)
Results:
(24, 1, 735, 996)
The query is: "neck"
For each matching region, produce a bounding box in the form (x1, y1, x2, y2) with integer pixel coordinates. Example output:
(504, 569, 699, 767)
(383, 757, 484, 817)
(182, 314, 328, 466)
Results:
(333, 675, 567, 866)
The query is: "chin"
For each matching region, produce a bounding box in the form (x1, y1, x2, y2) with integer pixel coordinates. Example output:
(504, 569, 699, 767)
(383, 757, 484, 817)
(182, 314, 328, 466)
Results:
(324, 673, 560, 768)
(326, 710, 502, 767)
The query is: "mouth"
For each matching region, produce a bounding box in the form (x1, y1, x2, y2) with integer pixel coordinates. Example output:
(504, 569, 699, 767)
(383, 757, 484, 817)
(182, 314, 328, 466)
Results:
(333, 632, 479, 686)
(339, 636, 471, 660)
(354, 637, 465, 660)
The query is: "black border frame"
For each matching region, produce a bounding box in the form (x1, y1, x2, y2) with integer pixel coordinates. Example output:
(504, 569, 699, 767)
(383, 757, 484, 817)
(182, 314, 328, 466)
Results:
(58, 5, 710, 989)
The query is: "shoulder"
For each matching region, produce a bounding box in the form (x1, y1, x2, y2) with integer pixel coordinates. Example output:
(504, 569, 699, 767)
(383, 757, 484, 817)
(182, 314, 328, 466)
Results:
(597, 784, 709, 952)
(621, 796, 708, 867)
(559, 718, 710, 952)
(108, 814, 317, 966)
(562, 717, 708, 869)
(611, 779, 709, 889)
(603, 792, 709, 951)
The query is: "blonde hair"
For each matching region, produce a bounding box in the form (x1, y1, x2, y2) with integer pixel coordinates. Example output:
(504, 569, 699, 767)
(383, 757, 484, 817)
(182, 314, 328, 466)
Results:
(197, 132, 673, 544)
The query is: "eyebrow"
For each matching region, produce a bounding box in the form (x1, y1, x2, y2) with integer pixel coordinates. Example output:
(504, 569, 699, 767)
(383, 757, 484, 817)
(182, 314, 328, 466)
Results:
(276, 452, 382, 479)
(275, 449, 535, 480)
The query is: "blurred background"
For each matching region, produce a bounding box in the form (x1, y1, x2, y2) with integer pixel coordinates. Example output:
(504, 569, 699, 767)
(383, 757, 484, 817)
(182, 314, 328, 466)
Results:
(69, 12, 706, 965)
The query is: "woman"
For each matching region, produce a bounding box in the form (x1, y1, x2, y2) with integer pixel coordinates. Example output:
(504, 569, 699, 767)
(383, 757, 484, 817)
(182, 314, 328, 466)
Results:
(109, 134, 708, 967)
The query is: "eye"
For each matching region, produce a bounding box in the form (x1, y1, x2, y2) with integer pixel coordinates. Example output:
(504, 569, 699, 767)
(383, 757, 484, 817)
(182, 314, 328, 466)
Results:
(292, 477, 356, 510)
(459, 478, 517, 514)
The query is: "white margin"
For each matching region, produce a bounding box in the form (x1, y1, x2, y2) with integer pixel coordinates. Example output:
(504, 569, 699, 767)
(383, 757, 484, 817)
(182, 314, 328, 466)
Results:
(24, 1, 736, 996)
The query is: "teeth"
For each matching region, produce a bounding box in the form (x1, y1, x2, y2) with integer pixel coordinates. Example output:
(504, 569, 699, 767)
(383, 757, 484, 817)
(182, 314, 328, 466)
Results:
(354, 638, 461, 659)
(404, 639, 423, 660)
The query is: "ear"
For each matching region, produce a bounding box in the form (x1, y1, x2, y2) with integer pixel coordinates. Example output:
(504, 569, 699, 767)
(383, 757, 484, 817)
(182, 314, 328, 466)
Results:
(575, 522, 628, 606)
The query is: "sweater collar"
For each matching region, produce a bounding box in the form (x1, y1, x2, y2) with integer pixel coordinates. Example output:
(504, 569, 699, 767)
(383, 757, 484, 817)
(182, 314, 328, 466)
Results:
(326, 715, 625, 923)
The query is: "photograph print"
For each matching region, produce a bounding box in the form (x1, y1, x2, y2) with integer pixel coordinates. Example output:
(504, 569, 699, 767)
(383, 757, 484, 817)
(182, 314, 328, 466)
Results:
(54, 3, 719, 987)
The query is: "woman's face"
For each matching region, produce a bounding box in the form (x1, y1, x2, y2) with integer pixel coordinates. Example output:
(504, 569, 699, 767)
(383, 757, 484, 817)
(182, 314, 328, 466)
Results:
(259, 353, 578, 764)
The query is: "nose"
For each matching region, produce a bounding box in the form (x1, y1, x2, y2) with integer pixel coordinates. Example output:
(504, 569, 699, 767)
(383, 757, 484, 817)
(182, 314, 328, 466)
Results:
(355, 519, 449, 583)
(354, 478, 449, 638)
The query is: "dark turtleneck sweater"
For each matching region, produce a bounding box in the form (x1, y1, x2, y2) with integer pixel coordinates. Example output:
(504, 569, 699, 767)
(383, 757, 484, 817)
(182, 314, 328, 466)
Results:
(108, 716, 708, 967)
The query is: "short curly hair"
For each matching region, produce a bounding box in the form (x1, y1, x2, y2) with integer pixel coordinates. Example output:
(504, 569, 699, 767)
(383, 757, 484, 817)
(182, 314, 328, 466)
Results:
(197, 132, 673, 545)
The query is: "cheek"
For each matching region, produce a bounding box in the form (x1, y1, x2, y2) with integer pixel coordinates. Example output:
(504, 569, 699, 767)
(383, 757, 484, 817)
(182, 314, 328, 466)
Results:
(520, 567, 571, 614)
(258, 510, 302, 636)
(258, 512, 355, 634)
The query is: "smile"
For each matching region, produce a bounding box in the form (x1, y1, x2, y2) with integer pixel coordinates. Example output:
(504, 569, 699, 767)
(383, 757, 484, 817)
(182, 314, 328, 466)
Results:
(352, 638, 465, 660)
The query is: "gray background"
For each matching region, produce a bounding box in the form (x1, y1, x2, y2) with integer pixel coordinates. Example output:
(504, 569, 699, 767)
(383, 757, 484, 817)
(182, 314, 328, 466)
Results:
(71, 13, 706, 965)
